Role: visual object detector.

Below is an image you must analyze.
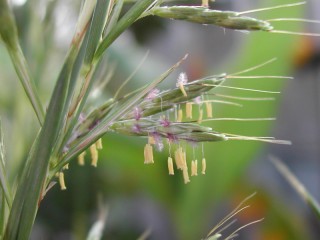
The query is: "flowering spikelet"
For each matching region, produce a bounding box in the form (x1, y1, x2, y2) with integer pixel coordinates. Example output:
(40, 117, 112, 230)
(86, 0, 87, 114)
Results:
(202, 157, 206, 175)
(59, 172, 67, 190)
(96, 138, 103, 149)
(177, 108, 183, 122)
(176, 72, 188, 96)
(205, 102, 212, 118)
(168, 157, 174, 175)
(191, 160, 198, 176)
(198, 109, 203, 124)
(146, 88, 160, 100)
(186, 102, 193, 119)
(78, 151, 86, 166)
(144, 143, 154, 164)
(90, 143, 98, 167)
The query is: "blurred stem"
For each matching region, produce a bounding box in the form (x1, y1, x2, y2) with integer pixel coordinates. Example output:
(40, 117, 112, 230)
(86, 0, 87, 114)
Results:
(0, 0, 44, 125)
(0, 121, 12, 209)
(270, 156, 320, 221)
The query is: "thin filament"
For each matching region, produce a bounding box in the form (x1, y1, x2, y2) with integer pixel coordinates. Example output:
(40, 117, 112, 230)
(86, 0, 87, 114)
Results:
(238, 2, 305, 15)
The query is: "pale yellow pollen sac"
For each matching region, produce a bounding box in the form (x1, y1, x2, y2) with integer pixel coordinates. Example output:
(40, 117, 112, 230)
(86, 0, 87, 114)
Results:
(182, 151, 187, 169)
(191, 160, 198, 176)
(174, 147, 184, 170)
(202, 0, 209, 8)
(197, 109, 203, 124)
(177, 108, 183, 122)
(59, 172, 67, 190)
(202, 158, 206, 175)
(63, 163, 69, 170)
(78, 151, 86, 166)
(90, 143, 98, 167)
(182, 167, 190, 184)
(168, 157, 174, 175)
(148, 135, 156, 145)
(179, 82, 188, 97)
(96, 138, 103, 150)
(144, 143, 154, 164)
(205, 102, 212, 118)
(186, 102, 193, 119)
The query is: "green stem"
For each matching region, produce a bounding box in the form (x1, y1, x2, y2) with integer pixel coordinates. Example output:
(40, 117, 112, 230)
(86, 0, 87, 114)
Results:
(0, 0, 44, 125)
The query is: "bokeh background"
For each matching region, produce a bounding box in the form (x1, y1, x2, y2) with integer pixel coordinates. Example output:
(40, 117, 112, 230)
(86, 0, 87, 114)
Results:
(1, 0, 320, 239)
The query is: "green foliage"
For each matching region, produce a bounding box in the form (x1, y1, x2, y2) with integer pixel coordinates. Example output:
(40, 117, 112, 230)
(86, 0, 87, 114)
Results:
(0, 0, 317, 239)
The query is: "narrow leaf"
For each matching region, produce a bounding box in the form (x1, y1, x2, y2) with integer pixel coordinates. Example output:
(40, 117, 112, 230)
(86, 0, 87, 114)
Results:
(94, 0, 155, 60)
(84, 0, 110, 65)
(0, 120, 12, 208)
(4, 51, 77, 240)
(0, 0, 44, 124)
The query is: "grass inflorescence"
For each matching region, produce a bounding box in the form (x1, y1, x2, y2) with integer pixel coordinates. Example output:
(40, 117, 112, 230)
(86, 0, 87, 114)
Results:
(0, 0, 319, 239)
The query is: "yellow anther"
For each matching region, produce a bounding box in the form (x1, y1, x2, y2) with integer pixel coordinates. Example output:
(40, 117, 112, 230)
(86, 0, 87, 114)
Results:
(202, 158, 206, 174)
(179, 82, 188, 97)
(59, 172, 67, 190)
(63, 163, 69, 170)
(90, 143, 98, 167)
(177, 108, 183, 122)
(78, 151, 86, 166)
(144, 143, 154, 164)
(183, 167, 190, 184)
(174, 147, 185, 170)
(191, 160, 198, 176)
(186, 102, 193, 119)
(96, 138, 103, 150)
(168, 157, 174, 175)
(205, 102, 212, 118)
(202, 0, 209, 8)
(198, 109, 203, 124)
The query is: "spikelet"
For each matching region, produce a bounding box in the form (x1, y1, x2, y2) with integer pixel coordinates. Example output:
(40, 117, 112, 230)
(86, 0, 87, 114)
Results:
(59, 172, 67, 190)
(202, 158, 206, 175)
(186, 102, 193, 119)
(63, 163, 69, 170)
(144, 143, 154, 164)
(191, 160, 198, 176)
(168, 157, 174, 175)
(90, 143, 98, 167)
(205, 102, 212, 118)
(78, 151, 86, 166)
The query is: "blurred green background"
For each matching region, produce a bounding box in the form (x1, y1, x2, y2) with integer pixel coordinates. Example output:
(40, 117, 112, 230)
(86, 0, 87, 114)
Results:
(1, 0, 319, 239)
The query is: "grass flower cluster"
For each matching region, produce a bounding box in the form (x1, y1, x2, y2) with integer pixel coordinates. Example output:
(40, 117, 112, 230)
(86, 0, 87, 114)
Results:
(0, 0, 320, 239)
